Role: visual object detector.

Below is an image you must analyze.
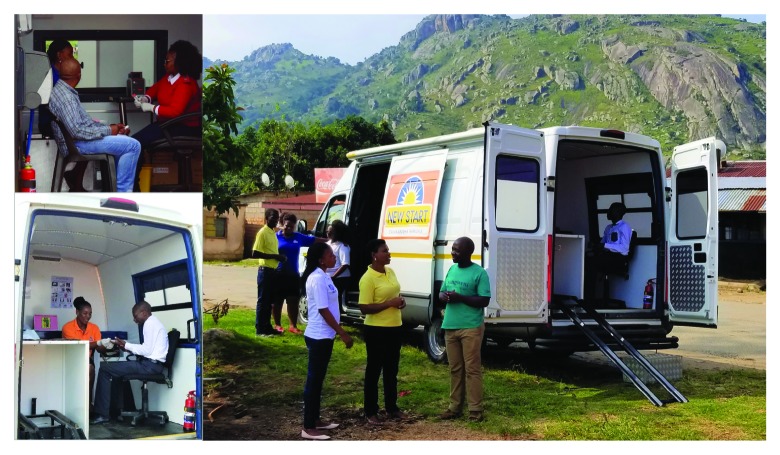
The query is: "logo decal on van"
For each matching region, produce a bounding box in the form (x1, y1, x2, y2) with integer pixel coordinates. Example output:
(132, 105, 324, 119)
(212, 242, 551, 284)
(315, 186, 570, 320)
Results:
(382, 171, 440, 239)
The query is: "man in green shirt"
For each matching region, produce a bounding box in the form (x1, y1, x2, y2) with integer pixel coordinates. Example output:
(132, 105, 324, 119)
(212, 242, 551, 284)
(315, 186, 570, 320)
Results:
(437, 237, 491, 422)
(253, 208, 287, 336)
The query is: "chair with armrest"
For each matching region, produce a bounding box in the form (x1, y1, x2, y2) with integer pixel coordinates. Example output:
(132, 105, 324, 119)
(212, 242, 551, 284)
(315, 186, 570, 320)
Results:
(146, 112, 202, 192)
(120, 329, 179, 426)
(50, 115, 117, 192)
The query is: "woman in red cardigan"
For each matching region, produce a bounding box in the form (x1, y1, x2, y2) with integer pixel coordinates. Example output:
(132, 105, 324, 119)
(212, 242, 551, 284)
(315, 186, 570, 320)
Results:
(132, 40, 202, 190)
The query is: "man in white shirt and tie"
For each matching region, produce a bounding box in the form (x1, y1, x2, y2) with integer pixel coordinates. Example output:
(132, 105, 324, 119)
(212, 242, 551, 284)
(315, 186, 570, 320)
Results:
(91, 301, 169, 424)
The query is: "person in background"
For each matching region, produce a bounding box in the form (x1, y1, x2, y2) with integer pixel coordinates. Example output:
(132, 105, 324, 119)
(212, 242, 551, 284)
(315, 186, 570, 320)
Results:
(300, 243, 353, 440)
(358, 239, 408, 425)
(91, 301, 168, 424)
(48, 57, 140, 192)
(326, 220, 351, 314)
(437, 237, 491, 422)
(253, 208, 286, 336)
(275, 212, 326, 334)
(61, 296, 108, 412)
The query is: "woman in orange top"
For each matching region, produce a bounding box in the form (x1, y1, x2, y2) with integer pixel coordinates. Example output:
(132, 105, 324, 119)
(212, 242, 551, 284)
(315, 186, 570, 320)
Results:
(62, 297, 108, 405)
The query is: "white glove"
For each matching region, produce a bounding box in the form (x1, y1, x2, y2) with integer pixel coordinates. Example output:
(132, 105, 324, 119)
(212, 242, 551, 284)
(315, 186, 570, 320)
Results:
(140, 102, 156, 113)
(133, 95, 151, 108)
(98, 338, 115, 349)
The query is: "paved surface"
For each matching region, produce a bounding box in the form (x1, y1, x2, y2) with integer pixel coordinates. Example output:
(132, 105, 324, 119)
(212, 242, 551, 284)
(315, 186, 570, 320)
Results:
(203, 264, 766, 370)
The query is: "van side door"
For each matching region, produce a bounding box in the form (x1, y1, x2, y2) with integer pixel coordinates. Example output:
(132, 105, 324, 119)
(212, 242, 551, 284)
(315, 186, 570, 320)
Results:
(484, 123, 548, 323)
(380, 150, 448, 323)
(668, 137, 723, 327)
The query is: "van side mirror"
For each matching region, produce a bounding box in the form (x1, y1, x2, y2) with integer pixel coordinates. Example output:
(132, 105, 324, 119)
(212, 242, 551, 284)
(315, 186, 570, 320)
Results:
(665, 186, 672, 202)
(297, 220, 308, 233)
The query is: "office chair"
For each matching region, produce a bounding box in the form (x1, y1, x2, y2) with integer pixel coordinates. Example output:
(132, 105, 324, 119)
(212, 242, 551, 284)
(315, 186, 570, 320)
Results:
(50, 116, 117, 192)
(120, 329, 179, 426)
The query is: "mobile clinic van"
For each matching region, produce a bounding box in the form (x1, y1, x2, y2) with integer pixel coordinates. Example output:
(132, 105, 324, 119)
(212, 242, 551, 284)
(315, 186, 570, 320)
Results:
(304, 122, 721, 405)
(14, 194, 202, 439)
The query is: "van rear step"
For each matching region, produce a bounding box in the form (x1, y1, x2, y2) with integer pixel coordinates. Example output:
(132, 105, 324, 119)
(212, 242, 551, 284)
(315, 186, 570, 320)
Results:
(558, 300, 687, 407)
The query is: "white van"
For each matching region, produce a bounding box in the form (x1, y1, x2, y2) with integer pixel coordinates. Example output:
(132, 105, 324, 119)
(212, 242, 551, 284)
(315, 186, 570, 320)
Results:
(303, 122, 720, 404)
(14, 194, 203, 439)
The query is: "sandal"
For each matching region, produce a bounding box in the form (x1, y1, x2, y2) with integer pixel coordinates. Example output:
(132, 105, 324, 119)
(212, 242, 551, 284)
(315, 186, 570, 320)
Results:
(366, 415, 384, 426)
(288, 326, 303, 334)
(274, 325, 285, 333)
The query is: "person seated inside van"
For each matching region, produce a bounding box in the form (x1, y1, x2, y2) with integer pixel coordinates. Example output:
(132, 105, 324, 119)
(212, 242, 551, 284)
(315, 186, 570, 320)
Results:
(586, 202, 632, 301)
(61, 297, 108, 414)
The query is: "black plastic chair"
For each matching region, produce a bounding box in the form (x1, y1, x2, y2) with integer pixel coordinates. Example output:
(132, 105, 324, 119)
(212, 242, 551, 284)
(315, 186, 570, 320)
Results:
(50, 116, 117, 192)
(120, 329, 180, 426)
(146, 112, 202, 192)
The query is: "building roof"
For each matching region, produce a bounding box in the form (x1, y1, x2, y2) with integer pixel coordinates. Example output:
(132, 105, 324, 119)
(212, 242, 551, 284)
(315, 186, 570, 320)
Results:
(719, 189, 766, 213)
(718, 160, 766, 178)
(264, 193, 321, 211)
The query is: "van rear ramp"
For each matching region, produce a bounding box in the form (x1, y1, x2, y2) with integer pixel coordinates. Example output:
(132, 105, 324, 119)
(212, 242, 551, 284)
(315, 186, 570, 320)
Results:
(555, 298, 687, 406)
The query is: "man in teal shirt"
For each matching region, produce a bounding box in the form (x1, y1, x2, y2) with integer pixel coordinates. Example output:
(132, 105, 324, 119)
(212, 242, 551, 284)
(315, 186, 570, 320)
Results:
(437, 237, 491, 422)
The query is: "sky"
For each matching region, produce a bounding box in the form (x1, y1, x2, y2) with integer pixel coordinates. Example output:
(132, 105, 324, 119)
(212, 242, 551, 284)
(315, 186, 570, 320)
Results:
(204, 13, 766, 66)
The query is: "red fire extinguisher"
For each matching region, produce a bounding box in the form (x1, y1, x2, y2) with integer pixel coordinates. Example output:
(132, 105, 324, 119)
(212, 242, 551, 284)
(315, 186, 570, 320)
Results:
(643, 279, 656, 309)
(20, 155, 36, 192)
(183, 390, 196, 432)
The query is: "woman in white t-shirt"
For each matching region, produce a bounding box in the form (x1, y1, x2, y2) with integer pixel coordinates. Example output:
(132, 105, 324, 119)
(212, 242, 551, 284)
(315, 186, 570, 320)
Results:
(300, 242, 353, 440)
(326, 220, 351, 314)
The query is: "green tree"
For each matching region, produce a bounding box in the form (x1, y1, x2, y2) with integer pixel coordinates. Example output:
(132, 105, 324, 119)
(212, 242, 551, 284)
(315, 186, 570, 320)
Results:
(202, 63, 248, 215)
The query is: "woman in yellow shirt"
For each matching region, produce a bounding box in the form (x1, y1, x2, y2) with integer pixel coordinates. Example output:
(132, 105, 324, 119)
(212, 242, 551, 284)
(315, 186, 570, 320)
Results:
(358, 239, 408, 425)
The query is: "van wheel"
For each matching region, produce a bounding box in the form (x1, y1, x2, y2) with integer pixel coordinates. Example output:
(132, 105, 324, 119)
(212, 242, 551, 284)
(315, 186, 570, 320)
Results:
(298, 296, 309, 325)
(424, 318, 447, 363)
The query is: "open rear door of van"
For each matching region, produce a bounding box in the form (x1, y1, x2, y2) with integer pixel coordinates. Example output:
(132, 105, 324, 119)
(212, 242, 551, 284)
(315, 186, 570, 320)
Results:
(483, 123, 548, 323)
(379, 150, 447, 316)
(668, 137, 722, 327)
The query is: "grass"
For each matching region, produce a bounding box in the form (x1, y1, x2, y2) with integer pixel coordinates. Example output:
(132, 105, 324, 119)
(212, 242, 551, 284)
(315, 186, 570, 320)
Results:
(205, 259, 257, 267)
(203, 307, 766, 440)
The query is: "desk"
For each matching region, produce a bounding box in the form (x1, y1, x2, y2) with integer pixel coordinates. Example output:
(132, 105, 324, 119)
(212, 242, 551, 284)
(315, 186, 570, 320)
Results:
(20, 340, 90, 438)
(108, 96, 134, 125)
(553, 234, 585, 299)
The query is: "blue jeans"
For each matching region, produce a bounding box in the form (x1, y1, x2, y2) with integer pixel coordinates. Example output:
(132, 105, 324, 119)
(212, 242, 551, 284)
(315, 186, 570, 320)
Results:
(303, 336, 334, 429)
(75, 135, 141, 192)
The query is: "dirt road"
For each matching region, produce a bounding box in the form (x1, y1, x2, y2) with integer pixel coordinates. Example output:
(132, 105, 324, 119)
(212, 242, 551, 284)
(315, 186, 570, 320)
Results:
(203, 264, 766, 370)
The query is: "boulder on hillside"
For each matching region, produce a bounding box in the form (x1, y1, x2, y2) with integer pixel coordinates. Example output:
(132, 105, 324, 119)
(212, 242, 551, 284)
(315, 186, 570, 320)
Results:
(555, 70, 584, 90)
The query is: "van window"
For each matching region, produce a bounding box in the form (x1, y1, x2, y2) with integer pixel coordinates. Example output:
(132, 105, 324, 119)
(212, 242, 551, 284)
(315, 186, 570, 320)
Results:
(676, 167, 709, 239)
(315, 195, 345, 237)
(133, 261, 191, 307)
(495, 155, 539, 231)
(596, 192, 653, 238)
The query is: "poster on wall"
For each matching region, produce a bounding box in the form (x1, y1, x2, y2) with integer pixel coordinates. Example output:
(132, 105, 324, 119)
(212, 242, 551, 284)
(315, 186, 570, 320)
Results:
(50, 276, 74, 308)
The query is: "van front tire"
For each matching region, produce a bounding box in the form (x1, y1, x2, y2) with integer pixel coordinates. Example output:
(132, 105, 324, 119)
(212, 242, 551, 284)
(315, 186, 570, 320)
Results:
(424, 317, 447, 363)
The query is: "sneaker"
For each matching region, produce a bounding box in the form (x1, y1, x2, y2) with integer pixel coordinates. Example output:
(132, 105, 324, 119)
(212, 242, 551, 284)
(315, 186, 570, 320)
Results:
(366, 415, 384, 426)
(316, 421, 339, 430)
(388, 410, 408, 420)
(288, 326, 303, 335)
(438, 409, 461, 420)
(468, 411, 484, 422)
(274, 325, 285, 334)
(301, 429, 330, 440)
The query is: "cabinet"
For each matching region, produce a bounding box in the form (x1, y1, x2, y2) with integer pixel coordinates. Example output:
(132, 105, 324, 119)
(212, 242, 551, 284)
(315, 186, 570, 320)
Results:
(553, 234, 585, 299)
(20, 340, 90, 438)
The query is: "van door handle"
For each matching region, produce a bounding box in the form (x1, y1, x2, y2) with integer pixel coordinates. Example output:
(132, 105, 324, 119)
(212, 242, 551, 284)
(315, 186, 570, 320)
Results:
(434, 240, 448, 247)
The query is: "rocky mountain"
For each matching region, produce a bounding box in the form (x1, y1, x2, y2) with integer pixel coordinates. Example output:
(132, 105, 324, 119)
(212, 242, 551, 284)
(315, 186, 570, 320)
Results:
(205, 14, 766, 156)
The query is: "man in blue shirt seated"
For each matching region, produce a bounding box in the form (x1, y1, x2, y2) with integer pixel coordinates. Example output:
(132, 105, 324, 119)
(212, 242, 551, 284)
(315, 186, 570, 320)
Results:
(586, 202, 633, 302)
(48, 57, 141, 192)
